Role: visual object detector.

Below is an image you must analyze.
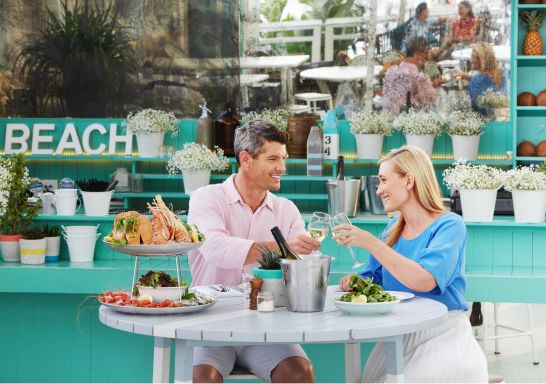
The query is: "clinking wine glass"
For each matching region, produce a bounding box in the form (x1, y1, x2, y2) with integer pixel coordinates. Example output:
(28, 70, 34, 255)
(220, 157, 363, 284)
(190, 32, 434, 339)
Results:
(330, 212, 365, 269)
(308, 211, 330, 242)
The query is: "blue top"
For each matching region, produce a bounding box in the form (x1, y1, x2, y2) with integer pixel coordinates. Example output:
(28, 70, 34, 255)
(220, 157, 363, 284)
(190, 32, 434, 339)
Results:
(467, 71, 507, 117)
(360, 211, 468, 311)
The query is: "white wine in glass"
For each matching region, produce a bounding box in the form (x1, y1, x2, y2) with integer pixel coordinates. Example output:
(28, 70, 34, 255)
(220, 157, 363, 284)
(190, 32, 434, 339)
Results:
(330, 212, 365, 269)
(308, 212, 330, 243)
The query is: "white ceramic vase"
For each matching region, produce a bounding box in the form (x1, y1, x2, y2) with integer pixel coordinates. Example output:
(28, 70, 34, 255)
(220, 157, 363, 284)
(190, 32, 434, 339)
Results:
(451, 134, 481, 161)
(136, 132, 165, 158)
(354, 134, 384, 159)
(45, 236, 61, 262)
(405, 134, 435, 157)
(512, 189, 546, 223)
(459, 189, 497, 222)
(182, 170, 211, 194)
(0, 234, 23, 262)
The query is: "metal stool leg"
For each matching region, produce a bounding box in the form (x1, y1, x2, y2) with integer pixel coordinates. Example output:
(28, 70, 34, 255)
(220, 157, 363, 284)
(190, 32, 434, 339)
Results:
(494, 303, 500, 354)
(526, 304, 539, 365)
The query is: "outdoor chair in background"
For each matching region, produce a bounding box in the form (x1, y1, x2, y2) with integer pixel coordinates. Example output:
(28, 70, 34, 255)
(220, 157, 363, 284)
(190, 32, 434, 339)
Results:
(227, 366, 259, 381)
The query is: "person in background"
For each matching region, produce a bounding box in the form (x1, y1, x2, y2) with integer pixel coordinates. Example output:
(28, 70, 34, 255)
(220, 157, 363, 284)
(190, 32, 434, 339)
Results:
(187, 120, 319, 383)
(456, 42, 506, 116)
(402, 2, 447, 53)
(333, 146, 488, 383)
(382, 37, 445, 116)
(450, 1, 478, 45)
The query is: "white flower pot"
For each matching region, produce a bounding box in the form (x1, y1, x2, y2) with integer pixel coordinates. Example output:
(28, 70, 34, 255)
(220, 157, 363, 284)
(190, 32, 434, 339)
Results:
(355, 134, 384, 159)
(405, 134, 435, 157)
(182, 170, 211, 194)
(459, 189, 497, 222)
(136, 132, 165, 158)
(253, 267, 286, 308)
(0, 234, 23, 262)
(19, 238, 47, 265)
(45, 236, 61, 262)
(451, 134, 481, 161)
(512, 189, 546, 223)
(81, 190, 113, 216)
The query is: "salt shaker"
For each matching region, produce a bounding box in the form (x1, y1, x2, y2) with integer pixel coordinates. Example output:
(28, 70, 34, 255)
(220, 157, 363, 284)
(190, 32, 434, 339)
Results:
(249, 278, 263, 310)
(257, 292, 274, 312)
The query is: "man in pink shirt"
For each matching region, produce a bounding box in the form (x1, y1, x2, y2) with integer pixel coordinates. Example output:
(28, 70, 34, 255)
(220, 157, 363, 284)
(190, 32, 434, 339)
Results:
(188, 120, 320, 383)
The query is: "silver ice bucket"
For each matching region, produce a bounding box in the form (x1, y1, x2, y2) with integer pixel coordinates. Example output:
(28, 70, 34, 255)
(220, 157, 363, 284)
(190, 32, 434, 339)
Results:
(326, 179, 361, 217)
(280, 255, 332, 312)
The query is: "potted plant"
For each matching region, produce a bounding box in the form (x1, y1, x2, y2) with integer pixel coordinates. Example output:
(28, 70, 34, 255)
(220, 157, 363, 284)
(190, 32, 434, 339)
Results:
(242, 108, 307, 157)
(477, 90, 510, 121)
(392, 108, 443, 157)
(125, 109, 179, 158)
(445, 110, 486, 161)
(504, 165, 546, 223)
(443, 161, 506, 222)
(167, 143, 230, 194)
(252, 246, 286, 308)
(19, 226, 47, 265)
(350, 110, 392, 159)
(15, 0, 137, 117)
(0, 154, 40, 262)
(42, 223, 61, 262)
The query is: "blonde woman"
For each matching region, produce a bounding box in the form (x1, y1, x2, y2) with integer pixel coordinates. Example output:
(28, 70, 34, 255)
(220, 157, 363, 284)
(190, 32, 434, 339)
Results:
(334, 146, 488, 383)
(457, 42, 506, 116)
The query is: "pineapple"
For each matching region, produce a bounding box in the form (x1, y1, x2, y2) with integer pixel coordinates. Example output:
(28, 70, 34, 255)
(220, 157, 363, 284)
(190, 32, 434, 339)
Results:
(521, 10, 544, 56)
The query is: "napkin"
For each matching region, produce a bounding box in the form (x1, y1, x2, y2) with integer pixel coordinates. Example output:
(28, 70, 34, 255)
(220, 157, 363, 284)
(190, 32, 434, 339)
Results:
(193, 285, 244, 298)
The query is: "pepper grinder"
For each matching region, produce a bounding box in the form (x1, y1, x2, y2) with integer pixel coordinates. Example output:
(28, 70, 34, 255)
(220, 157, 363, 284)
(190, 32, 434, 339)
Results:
(249, 277, 263, 310)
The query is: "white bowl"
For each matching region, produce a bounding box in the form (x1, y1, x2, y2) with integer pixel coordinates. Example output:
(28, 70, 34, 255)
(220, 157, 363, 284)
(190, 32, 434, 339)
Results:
(332, 297, 400, 315)
(62, 225, 98, 233)
(138, 285, 188, 302)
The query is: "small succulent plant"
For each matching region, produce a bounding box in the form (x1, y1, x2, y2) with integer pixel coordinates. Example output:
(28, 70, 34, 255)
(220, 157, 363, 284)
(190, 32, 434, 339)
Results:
(257, 246, 282, 270)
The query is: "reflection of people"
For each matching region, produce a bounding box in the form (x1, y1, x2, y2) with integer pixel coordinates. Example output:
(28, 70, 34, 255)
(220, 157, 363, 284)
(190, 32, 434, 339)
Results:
(456, 42, 506, 116)
(333, 146, 488, 383)
(188, 120, 319, 383)
(382, 37, 445, 116)
(402, 2, 447, 53)
(449, 1, 478, 45)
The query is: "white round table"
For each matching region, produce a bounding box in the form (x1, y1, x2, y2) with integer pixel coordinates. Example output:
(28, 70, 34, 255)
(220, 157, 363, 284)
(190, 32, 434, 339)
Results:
(451, 45, 510, 62)
(100, 288, 447, 383)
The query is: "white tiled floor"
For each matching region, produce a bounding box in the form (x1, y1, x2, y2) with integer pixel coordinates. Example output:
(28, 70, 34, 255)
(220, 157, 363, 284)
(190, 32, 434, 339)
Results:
(473, 303, 546, 383)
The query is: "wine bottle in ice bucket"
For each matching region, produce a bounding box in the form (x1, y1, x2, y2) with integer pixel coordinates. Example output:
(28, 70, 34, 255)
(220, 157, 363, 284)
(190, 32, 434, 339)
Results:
(271, 226, 301, 260)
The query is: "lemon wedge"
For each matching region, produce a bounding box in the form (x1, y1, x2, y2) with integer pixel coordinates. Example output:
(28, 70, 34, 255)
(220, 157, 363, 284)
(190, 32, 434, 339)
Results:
(138, 294, 154, 302)
(352, 294, 367, 303)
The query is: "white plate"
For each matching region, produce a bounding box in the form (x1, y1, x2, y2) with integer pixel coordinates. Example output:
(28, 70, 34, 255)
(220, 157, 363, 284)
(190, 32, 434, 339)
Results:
(103, 240, 203, 256)
(386, 291, 415, 301)
(101, 297, 217, 315)
(332, 297, 400, 315)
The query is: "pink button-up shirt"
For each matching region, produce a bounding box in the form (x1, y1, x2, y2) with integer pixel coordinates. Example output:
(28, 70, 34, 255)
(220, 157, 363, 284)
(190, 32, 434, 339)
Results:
(187, 174, 306, 286)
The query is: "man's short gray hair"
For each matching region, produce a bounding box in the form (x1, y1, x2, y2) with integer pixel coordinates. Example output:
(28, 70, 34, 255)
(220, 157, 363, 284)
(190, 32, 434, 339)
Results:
(234, 120, 288, 165)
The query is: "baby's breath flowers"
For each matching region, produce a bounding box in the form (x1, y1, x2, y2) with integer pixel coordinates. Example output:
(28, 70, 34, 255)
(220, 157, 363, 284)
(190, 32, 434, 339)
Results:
(443, 161, 506, 190)
(125, 109, 179, 136)
(167, 143, 230, 173)
(350, 110, 392, 135)
(392, 108, 444, 136)
(445, 110, 485, 136)
(504, 165, 546, 191)
(241, 108, 290, 131)
(477, 90, 510, 109)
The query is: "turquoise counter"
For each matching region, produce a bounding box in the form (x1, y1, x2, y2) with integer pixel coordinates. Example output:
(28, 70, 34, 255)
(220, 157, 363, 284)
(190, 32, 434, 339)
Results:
(1, 213, 545, 382)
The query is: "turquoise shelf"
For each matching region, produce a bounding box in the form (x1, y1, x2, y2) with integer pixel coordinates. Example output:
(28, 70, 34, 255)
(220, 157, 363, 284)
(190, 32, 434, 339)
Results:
(517, 4, 546, 9)
(515, 156, 546, 161)
(114, 192, 328, 200)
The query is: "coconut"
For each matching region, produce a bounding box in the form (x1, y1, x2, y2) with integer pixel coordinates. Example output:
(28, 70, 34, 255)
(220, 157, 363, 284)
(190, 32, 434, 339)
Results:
(517, 141, 536, 157)
(536, 140, 546, 157)
(517, 92, 537, 106)
(537, 90, 546, 106)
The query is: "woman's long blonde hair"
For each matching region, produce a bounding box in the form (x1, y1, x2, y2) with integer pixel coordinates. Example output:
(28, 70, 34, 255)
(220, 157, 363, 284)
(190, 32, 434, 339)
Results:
(379, 146, 445, 246)
(472, 42, 504, 89)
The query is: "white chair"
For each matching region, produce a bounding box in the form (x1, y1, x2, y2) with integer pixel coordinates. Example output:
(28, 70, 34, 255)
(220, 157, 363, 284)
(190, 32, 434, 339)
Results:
(227, 366, 259, 381)
(294, 92, 333, 113)
(474, 303, 539, 365)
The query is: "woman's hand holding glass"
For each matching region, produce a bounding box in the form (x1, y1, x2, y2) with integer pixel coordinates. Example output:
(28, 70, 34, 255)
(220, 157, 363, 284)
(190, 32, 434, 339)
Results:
(330, 212, 366, 269)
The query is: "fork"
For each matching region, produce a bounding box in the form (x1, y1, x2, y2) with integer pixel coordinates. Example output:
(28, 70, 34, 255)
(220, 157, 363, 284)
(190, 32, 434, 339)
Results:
(213, 284, 230, 292)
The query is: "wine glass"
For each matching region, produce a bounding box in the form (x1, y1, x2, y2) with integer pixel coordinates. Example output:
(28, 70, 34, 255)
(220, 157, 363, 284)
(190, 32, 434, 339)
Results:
(308, 212, 330, 243)
(330, 212, 365, 269)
